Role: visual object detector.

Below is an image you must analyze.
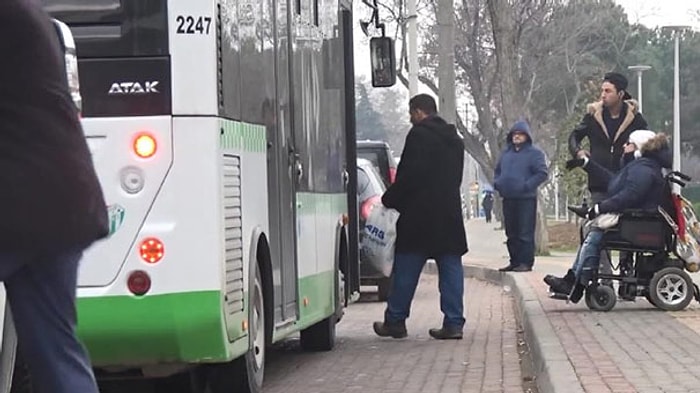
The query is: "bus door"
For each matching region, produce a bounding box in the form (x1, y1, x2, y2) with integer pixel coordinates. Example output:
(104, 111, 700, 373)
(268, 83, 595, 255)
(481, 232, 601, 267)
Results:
(268, 0, 298, 324)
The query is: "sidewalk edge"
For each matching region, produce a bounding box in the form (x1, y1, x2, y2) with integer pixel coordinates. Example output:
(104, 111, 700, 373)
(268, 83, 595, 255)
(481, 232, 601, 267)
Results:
(424, 263, 584, 393)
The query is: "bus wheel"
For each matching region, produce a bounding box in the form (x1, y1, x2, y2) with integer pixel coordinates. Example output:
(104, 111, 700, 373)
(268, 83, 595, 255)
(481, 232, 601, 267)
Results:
(208, 265, 265, 393)
(300, 313, 336, 352)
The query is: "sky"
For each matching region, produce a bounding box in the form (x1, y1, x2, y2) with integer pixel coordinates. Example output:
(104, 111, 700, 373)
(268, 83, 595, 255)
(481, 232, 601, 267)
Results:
(614, 0, 699, 28)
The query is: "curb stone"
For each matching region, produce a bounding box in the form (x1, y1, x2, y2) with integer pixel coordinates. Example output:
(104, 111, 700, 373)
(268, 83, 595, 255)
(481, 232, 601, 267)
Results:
(424, 262, 584, 393)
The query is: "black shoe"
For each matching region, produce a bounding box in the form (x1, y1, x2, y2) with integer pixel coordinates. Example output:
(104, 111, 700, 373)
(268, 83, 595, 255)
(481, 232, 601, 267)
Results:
(544, 275, 572, 295)
(373, 321, 407, 339)
(567, 205, 589, 219)
(512, 265, 532, 272)
(498, 265, 516, 272)
(544, 270, 575, 295)
(428, 327, 463, 340)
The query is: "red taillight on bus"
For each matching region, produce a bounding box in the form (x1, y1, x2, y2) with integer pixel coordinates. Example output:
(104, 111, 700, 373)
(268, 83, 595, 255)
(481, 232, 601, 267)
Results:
(127, 271, 151, 296)
(360, 195, 381, 220)
(389, 167, 397, 184)
(139, 237, 164, 264)
(134, 133, 157, 158)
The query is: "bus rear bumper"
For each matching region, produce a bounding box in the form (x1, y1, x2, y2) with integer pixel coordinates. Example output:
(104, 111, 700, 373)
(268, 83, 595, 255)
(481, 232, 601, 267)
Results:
(76, 290, 233, 366)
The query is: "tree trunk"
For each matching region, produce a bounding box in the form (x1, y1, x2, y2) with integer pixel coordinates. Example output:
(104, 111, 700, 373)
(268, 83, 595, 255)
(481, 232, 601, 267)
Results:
(487, 0, 525, 127)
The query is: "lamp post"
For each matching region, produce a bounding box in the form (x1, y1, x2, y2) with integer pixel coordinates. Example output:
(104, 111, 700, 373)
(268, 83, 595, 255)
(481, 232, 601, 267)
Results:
(662, 25, 690, 181)
(627, 65, 651, 113)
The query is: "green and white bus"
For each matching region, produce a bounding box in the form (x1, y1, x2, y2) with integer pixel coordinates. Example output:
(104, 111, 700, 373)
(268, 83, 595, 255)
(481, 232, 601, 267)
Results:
(0, 1, 397, 392)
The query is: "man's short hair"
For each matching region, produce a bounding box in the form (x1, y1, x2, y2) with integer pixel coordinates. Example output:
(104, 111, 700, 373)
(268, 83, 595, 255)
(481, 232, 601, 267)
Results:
(603, 72, 628, 91)
(409, 94, 437, 115)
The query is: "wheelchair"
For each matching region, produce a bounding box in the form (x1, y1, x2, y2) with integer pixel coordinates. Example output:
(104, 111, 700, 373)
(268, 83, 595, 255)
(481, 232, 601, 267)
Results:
(552, 171, 700, 312)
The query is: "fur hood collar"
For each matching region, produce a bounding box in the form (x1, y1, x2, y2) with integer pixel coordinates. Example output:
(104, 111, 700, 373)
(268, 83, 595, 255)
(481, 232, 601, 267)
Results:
(586, 99, 640, 143)
(586, 99, 640, 116)
(640, 133, 669, 154)
(640, 133, 672, 169)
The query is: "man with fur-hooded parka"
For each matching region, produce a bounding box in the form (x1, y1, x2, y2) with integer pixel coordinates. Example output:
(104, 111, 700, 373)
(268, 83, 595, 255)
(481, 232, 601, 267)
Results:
(568, 73, 648, 195)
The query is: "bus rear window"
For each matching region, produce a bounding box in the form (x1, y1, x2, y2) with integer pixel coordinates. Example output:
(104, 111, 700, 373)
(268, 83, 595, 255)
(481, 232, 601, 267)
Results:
(42, 0, 168, 58)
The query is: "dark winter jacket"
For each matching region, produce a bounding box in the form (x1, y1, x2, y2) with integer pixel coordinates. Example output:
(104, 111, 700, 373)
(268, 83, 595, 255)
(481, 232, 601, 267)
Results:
(568, 100, 648, 193)
(0, 1, 108, 252)
(493, 122, 548, 200)
(482, 194, 494, 210)
(583, 134, 671, 214)
(382, 115, 468, 256)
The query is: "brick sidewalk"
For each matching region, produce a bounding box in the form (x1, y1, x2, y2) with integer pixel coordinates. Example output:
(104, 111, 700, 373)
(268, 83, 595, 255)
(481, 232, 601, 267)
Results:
(465, 218, 700, 393)
(262, 275, 526, 393)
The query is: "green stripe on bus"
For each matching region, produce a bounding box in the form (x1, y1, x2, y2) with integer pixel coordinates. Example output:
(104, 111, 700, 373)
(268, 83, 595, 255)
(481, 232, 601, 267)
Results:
(219, 119, 266, 152)
(77, 291, 230, 365)
(297, 270, 335, 329)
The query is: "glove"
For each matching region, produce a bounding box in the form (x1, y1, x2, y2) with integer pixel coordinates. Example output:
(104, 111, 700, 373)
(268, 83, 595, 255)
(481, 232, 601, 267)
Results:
(586, 204, 600, 220)
(565, 157, 588, 170)
(567, 205, 588, 218)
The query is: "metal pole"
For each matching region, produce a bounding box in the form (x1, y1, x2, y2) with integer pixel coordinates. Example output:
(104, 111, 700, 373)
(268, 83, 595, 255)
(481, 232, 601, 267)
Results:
(662, 25, 688, 183)
(627, 65, 651, 113)
(673, 32, 681, 174)
(554, 167, 560, 221)
(407, 0, 418, 96)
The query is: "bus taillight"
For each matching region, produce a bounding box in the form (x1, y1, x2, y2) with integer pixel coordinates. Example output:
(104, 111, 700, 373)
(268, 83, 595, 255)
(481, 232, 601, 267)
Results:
(134, 133, 157, 158)
(127, 271, 151, 296)
(139, 237, 164, 263)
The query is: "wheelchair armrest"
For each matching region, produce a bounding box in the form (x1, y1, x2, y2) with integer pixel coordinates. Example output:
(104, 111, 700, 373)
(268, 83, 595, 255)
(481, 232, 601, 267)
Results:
(620, 209, 661, 220)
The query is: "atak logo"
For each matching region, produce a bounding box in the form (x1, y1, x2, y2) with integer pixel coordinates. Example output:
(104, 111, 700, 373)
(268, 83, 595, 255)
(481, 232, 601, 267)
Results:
(108, 81, 160, 95)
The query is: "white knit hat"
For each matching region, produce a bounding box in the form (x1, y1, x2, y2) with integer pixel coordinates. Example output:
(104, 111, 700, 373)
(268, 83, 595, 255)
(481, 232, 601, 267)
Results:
(628, 130, 656, 158)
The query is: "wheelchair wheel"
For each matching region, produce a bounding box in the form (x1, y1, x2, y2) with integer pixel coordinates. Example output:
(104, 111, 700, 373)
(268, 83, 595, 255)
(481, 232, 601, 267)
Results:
(585, 285, 616, 311)
(649, 267, 694, 311)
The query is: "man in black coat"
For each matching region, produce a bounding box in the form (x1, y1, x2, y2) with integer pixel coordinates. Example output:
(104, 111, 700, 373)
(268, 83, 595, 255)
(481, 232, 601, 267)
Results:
(0, 1, 108, 392)
(373, 94, 468, 340)
(568, 72, 648, 277)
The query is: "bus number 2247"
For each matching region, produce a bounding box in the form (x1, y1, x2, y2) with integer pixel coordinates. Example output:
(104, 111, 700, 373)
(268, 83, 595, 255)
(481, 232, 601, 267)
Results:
(176, 15, 212, 35)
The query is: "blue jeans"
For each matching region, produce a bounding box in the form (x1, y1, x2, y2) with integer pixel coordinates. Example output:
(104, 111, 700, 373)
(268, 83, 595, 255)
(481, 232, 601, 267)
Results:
(384, 253, 465, 329)
(0, 251, 98, 393)
(503, 198, 537, 268)
(571, 229, 605, 283)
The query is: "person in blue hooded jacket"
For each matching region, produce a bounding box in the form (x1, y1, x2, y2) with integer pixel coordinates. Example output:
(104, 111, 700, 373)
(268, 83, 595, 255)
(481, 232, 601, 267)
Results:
(493, 120, 548, 272)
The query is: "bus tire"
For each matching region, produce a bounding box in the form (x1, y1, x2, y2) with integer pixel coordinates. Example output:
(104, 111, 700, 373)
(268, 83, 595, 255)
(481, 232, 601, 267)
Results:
(300, 314, 336, 352)
(210, 264, 265, 393)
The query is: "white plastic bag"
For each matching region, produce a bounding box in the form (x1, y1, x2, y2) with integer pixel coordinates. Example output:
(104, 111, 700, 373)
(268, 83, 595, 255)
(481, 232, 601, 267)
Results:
(586, 213, 620, 231)
(360, 204, 400, 277)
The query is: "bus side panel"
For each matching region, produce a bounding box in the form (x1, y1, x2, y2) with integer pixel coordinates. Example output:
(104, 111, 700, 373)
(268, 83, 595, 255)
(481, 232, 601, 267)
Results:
(219, 118, 270, 345)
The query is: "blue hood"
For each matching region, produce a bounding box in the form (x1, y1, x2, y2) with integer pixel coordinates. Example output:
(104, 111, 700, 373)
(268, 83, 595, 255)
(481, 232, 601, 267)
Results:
(507, 120, 533, 146)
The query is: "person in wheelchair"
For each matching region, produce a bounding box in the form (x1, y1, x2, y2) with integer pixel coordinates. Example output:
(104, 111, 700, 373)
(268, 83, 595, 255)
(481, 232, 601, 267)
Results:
(544, 130, 671, 302)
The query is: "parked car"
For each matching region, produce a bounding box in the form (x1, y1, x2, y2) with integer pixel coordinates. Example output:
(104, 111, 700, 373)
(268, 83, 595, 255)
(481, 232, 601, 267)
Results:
(357, 158, 392, 300)
(357, 140, 398, 188)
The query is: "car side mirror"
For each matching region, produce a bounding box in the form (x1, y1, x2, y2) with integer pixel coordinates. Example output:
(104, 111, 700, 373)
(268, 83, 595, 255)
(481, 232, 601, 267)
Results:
(51, 19, 82, 112)
(369, 37, 396, 88)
